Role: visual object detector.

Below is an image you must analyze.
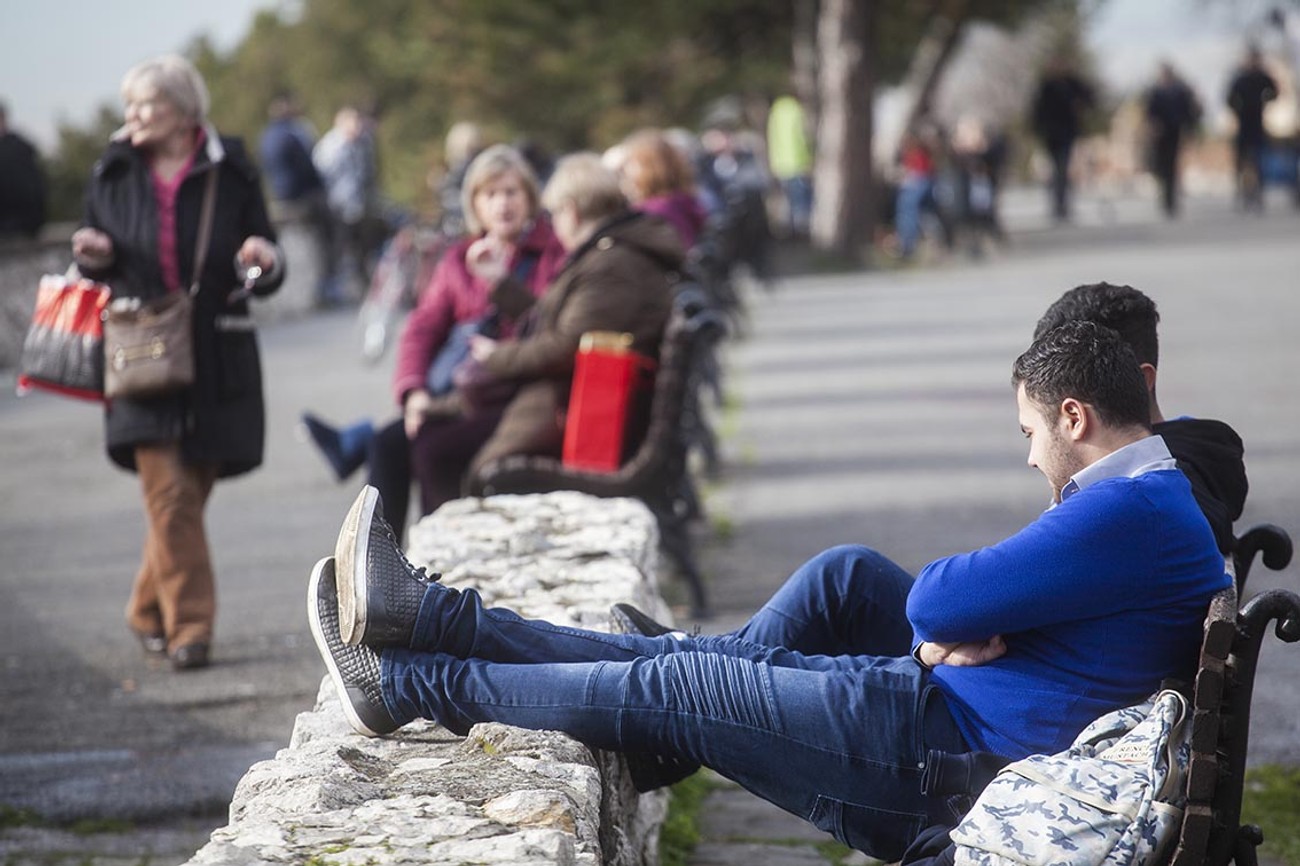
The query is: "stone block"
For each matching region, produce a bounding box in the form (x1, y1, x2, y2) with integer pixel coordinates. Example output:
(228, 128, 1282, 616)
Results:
(183, 492, 669, 865)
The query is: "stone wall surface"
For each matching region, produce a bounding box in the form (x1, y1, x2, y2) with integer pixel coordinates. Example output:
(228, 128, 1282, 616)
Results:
(183, 492, 673, 866)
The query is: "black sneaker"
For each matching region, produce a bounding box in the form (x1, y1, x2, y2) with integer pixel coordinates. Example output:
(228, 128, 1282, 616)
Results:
(609, 602, 681, 638)
(335, 485, 441, 647)
(608, 603, 699, 791)
(307, 556, 399, 737)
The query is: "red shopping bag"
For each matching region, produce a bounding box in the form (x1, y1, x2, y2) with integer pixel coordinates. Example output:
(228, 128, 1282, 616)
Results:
(17, 269, 111, 402)
(562, 331, 655, 471)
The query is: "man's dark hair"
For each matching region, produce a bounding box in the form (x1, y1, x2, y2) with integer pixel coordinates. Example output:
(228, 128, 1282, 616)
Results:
(1033, 282, 1160, 367)
(1012, 320, 1151, 431)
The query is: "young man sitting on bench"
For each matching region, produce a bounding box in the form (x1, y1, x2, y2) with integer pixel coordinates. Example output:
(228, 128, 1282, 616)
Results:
(308, 320, 1228, 862)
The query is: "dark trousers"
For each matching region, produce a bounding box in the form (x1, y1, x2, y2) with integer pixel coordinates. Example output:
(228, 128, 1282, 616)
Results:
(366, 419, 413, 542)
(1048, 140, 1075, 219)
(365, 411, 506, 539)
(1152, 135, 1182, 216)
(412, 409, 505, 515)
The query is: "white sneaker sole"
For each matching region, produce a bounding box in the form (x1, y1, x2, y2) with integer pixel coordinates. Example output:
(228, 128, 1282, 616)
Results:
(306, 556, 382, 738)
(335, 485, 379, 646)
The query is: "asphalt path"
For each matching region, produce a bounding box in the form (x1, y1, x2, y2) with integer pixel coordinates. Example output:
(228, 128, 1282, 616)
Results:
(1, 190, 1297, 864)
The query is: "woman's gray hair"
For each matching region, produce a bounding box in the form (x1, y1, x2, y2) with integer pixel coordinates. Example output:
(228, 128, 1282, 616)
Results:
(541, 152, 626, 225)
(460, 144, 540, 236)
(120, 54, 210, 126)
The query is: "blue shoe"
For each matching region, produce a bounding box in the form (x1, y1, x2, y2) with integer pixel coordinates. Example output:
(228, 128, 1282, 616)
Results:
(301, 413, 372, 481)
(307, 556, 399, 737)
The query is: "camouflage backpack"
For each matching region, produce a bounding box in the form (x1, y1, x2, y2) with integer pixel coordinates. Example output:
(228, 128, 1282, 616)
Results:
(948, 690, 1190, 866)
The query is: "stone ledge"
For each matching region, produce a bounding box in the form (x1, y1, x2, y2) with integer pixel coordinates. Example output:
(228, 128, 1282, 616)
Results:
(184, 492, 672, 866)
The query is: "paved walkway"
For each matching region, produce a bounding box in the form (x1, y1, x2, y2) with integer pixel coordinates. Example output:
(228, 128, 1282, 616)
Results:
(677, 192, 1300, 865)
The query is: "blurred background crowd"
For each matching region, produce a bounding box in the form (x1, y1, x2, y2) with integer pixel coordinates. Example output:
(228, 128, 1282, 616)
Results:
(3, 0, 1299, 270)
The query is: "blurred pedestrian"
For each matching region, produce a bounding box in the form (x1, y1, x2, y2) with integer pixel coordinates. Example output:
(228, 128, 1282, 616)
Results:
(893, 124, 952, 261)
(950, 115, 1007, 256)
(314, 106, 380, 299)
(616, 128, 707, 249)
(1031, 58, 1095, 221)
(259, 91, 337, 305)
(0, 101, 47, 238)
(433, 121, 486, 237)
(766, 93, 814, 239)
(1226, 45, 1278, 212)
(1144, 62, 1201, 218)
(698, 123, 772, 283)
(70, 54, 285, 670)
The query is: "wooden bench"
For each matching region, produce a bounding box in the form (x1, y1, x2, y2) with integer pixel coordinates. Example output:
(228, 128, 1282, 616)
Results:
(1166, 523, 1298, 866)
(467, 302, 728, 617)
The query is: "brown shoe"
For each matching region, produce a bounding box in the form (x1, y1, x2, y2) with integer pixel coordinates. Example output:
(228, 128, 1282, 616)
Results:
(170, 643, 210, 671)
(133, 629, 167, 656)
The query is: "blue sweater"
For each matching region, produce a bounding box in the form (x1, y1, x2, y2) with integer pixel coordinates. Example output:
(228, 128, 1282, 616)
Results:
(907, 469, 1228, 758)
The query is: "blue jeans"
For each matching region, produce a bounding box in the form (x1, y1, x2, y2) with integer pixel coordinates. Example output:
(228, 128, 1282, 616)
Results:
(380, 545, 966, 860)
(895, 177, 935, 257)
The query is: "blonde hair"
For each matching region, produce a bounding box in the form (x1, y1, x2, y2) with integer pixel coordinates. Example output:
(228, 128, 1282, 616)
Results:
(119, 54, 210, 126)
(618, 128, 694, 203)
(541, 152, 626, 224)
(460, 144, 540, 235)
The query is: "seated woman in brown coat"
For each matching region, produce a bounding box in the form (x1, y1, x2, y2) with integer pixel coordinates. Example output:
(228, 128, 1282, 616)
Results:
(435, 151, 680, 496)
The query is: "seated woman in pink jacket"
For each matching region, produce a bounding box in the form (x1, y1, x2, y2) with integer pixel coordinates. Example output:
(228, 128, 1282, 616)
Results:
(302, 144, 565, 539)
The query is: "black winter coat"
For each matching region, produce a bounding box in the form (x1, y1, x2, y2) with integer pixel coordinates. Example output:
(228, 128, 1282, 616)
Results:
(81, 130, 285, 477)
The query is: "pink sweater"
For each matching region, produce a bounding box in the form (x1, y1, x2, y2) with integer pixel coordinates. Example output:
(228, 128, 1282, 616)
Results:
(391, 218, 566, 405)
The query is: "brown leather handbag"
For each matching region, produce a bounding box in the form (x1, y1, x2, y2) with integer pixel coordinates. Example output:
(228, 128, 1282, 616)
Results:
(103, 169, 217, 401)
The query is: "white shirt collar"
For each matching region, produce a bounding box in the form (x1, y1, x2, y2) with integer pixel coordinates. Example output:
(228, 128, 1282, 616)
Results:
(1059, 434, 1177, 502)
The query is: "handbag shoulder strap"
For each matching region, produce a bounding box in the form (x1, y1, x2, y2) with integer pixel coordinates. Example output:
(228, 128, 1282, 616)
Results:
(189, 168, 219, 297)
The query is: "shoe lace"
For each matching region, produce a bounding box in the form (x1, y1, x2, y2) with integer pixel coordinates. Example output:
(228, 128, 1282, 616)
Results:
(379, 515, 441, 585)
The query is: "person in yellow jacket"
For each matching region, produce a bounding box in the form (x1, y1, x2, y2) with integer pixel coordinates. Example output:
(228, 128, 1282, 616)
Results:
(766, 94, 813, 238)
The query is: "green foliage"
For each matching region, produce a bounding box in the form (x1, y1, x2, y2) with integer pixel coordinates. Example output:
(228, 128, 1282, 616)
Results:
(659, 770, 715, 866)
(40, 0, 1083, 223)
(0, 804, 43, 830)
(189, 0, 795, 213)
(1243, 764, 1300, 865)
(45, 106, 121, 222)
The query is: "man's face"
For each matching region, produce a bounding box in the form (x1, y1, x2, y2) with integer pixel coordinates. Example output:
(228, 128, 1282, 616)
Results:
(1017, 383, 1084, 503)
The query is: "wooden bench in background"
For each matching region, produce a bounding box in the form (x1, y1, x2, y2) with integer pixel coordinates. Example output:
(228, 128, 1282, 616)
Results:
(468, 300, 728, 617)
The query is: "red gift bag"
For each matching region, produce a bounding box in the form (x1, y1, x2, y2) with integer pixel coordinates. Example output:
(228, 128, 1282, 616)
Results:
(17, 268, 111, 402)
(562, 331, 655, 471)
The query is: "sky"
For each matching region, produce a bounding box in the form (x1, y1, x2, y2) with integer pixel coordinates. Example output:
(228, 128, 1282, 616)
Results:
(0, 0, 280, 148)
(0, 0, 1291, 151)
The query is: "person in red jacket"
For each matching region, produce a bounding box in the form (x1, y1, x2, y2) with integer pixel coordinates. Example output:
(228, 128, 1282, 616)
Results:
(302, 144, 565, 539)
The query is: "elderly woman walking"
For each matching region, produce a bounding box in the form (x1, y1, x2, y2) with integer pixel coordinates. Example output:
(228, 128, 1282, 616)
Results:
(71, 54, 284, 670)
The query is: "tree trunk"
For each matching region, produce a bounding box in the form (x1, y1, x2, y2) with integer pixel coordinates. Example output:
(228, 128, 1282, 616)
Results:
(792, 0, 820, 123)
(901, 0, 972, 135)
(810, 0, 876, 261)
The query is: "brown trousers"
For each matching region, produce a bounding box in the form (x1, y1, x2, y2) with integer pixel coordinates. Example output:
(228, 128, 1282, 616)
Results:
(125, 444, 219, 651)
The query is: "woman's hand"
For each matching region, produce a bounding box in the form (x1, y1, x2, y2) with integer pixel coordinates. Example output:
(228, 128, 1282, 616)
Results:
(404, 389, 435, 439)
(465, 236, 510, 284)
(918, 635, 1006, 669)
(236, 236, 278, 273)
(71, 228, 114, 269)
(469, 334, 498, 363)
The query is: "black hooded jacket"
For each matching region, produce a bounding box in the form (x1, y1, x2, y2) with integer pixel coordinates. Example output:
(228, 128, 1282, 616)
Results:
(1154, 417, 1248, 554)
